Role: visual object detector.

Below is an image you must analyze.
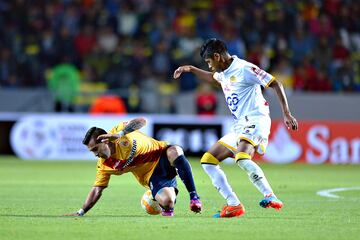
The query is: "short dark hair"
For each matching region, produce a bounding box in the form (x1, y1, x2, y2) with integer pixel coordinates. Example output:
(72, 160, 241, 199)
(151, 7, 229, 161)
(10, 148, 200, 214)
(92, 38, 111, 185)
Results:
(82, 127, 107, 145)
(200, 38, 228, 59)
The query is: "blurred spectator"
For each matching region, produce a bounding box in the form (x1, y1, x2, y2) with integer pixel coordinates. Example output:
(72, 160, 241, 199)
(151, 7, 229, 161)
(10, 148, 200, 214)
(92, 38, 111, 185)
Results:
(61, 4, 80, 36)
(332, 35, 350, 69)
(90, 95, 127, 114)
(289, 28, 314, 65)
(195, 9, 216, 39)
(0, 0, 358, 112)
(83, 43, 111, 78)
(196, 82, 217, 116)
(47, 63, 80, 112)
(222, 22, 246, 59)
(313, 36, 332, 71)
(271, 57, 294, 91)
(0, 49, 18, 87)
(307, 69, 332, 92)
(55, 26, 77, 63)
(138, 65, 160, 113)
(116, 2, 138, 36)
(40, 29, 57, 67)
(332, 60, 355, 92)
(74, 25, 96, 59)
(126, 84, 141, 113)
(293, 65, 307, 91)
(309, 13, 334, 39)
(247, 42, 270, 70)
(97, 26, 118, 53)
(152, 40, 171, 75)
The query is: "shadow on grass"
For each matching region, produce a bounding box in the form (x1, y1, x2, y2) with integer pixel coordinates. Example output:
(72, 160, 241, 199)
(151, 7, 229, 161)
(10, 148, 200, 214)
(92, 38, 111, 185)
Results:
(0, 214, 151, 218)
(0, 214, 65, 218)
(0, 214, 211, 219)
(246, 216, 305, 220)
(0, 214, 306, 220)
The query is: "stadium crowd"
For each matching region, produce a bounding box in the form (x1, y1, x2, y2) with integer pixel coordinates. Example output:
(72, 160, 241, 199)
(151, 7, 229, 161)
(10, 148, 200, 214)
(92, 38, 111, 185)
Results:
(0, 0, 359, 112)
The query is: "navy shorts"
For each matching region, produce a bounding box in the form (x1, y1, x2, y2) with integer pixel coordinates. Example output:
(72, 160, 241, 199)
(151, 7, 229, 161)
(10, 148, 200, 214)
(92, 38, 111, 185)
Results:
(149, 147, 178, 198)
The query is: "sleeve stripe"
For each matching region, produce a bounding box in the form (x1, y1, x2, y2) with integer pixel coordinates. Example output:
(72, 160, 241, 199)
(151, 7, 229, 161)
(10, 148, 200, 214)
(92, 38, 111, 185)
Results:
(265, 77, 276, 88)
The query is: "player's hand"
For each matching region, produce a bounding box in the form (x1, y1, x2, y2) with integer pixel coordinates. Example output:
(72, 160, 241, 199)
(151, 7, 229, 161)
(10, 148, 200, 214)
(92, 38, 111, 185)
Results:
(97, 133, 122, 144)
(284, 113, 298, 131)
(173, 65, 192, 79)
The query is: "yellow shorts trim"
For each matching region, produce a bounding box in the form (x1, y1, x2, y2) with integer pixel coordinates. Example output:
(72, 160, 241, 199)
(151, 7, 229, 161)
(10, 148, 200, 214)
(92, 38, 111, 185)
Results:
(265, 77, 276, 88)
(218, 140, 237, 152)
(200, 152, 220, 165)
(239, 137, 256, 147)
(235, 152, 251, 161)
(259, 144, 266, 155)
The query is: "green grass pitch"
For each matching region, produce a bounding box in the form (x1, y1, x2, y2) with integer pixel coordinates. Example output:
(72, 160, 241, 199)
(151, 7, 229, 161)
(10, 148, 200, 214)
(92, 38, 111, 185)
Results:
(0, 156, 359, 240)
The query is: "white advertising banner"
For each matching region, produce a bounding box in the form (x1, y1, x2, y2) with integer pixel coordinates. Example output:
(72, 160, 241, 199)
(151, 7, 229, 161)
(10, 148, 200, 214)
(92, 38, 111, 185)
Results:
(7, 113, 360, 164)
(10, 114, 152, 160)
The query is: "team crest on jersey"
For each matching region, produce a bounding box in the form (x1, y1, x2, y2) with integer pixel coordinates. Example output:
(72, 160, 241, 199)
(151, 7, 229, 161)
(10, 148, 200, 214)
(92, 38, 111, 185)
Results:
(223, 84, 231, 92)
(230, 76, 237, 83)
(120, 140, 130, 147)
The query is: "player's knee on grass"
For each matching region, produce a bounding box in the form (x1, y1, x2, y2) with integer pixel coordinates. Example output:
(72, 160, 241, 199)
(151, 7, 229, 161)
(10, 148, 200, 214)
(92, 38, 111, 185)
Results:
(159, 196, 175, 210)
(155, 187, 176, 210)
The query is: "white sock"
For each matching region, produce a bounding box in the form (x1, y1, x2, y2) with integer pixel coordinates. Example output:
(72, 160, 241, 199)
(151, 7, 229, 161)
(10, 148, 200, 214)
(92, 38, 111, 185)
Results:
(237, 159, 273, 197)
(202, 164, 241, 206)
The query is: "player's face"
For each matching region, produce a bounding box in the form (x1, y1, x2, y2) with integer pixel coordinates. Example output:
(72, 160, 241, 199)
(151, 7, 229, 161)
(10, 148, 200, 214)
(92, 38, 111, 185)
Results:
(204, 53, 221, 72)
(87, 138, 111, 159)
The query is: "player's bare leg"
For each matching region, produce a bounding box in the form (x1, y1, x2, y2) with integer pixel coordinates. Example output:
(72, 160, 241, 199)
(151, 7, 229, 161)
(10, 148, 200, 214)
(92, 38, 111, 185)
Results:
(201, 142, 245, 218)
(167, 146, 202, 213)
(155, 187, 176, 217)
(236, 140, 283, 210)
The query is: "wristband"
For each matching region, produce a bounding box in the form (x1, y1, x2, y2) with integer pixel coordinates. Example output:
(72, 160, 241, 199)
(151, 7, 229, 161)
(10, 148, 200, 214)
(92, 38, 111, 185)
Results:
(118, 130, 125, 138)
(77, 208, 85, 216)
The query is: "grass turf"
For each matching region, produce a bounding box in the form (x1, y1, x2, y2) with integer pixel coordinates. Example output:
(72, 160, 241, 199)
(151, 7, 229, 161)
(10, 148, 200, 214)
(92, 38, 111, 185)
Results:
(0, 156, 359, 240)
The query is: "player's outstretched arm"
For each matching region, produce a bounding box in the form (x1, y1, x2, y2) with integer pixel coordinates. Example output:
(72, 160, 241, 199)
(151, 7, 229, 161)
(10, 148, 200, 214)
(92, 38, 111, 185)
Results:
(97, 117, 147, 143)
(269, 80, 298, 131)
(173, 65, 214, 83)
(64, 186, 105, 216)
(123, 117, 147, 134)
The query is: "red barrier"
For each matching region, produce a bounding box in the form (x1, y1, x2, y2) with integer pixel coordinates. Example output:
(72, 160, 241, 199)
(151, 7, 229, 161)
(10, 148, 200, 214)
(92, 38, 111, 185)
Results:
(261, 121, 360, 164)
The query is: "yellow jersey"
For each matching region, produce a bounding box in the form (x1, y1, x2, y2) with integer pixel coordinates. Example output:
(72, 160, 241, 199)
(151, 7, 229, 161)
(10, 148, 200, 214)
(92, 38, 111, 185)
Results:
(93, 122, 168, 188)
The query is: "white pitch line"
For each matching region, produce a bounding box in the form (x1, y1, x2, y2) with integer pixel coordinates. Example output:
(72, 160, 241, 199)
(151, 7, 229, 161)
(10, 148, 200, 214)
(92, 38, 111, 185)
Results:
(316, 187, 360, 199)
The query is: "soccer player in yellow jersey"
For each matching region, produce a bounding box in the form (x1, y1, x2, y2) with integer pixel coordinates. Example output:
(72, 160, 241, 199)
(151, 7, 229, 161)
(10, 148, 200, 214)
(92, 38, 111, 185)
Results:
(66, 117, 202, 217)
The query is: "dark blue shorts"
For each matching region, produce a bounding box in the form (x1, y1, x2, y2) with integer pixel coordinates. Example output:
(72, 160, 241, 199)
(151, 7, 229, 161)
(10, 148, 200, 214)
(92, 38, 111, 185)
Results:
(149, 147, 178, 198)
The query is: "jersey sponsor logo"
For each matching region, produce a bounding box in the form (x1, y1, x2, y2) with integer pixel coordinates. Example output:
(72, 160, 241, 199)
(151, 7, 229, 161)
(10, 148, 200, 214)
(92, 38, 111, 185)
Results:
(226, 93, 240, 117)
(103, 139, 138, 170)
(122, 139, 137, 169)
(120, 140, 129, 147)
(251, 67, 267, 80)
(242, 125, 255, 135)
(223, 84, 231, 92)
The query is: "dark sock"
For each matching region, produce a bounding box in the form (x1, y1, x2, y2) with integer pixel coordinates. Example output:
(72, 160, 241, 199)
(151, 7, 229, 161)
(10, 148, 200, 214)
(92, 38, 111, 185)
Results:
(173, 155, 198, 199)
(160, 205, 174, 211)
